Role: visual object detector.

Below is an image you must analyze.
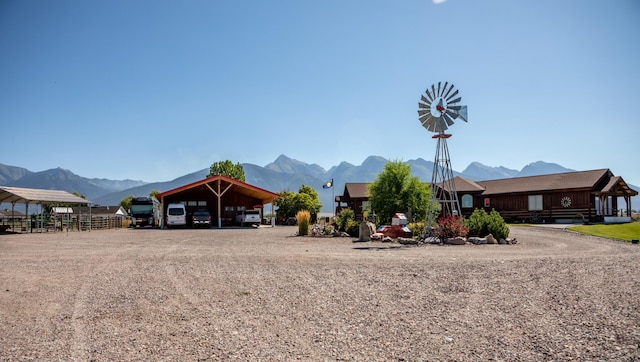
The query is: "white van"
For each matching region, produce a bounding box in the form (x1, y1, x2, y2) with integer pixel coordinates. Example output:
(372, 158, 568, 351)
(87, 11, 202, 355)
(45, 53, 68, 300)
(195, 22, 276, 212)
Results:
(165, 203, 187, 228)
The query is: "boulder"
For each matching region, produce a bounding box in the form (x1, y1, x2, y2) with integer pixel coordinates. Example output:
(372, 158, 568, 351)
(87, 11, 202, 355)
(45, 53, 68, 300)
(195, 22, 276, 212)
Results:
(445, 236, 467, 245)
(382, 236, 394, 243)
(468, 237, 487, 245)
(397, 237, 418, 245)
(486, 234, 497, 244)
(358, 221, 376, 242)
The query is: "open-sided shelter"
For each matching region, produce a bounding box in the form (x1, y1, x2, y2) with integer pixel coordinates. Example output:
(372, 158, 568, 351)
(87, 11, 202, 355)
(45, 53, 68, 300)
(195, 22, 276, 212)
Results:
(0, 186, 92, 232)
(154, 174, 280, 228)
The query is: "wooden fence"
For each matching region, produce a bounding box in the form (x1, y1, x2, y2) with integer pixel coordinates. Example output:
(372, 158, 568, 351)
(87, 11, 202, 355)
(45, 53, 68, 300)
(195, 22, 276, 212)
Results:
(1, 215, 126, 233)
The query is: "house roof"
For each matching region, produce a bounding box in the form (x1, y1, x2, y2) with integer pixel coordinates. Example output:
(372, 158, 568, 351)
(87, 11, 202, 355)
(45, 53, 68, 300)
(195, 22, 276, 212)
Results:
(340, 183, 370, 200)
(338, 168, 637, 200)
(600, 176, 638, 196)
(155, 174, 280, 204)
(476, 169, 611, 195)
(0, 186, 91, 205)
(450, 176, 485, 193)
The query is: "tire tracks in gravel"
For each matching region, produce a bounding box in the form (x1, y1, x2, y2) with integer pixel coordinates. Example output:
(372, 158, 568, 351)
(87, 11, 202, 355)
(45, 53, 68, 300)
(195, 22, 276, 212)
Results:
(160, 238, 219, 315)
(69, 236, 155, 360)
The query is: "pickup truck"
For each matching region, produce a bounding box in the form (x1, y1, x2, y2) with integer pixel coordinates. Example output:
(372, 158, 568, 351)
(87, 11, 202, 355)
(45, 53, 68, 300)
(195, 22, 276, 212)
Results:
(191, 209, 211, 228)
(235, 210, 261, 226)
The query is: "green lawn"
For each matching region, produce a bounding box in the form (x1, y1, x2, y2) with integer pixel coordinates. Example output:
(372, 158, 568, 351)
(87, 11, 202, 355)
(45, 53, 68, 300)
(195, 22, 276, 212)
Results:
(568, 222, 640, 242)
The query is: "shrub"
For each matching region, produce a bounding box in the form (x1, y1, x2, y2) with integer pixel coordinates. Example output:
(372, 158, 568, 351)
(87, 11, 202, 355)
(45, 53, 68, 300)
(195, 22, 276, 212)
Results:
(433, 216, 468, 240)
(408, 221, 425, 237)
(346, 220, 360, 237)
(487, 210, 510, 239)
(465, 208, 509, 239)
(296, 210, 311, 236)
(335, 208, 355, 232)
(465, 209, 489, 237)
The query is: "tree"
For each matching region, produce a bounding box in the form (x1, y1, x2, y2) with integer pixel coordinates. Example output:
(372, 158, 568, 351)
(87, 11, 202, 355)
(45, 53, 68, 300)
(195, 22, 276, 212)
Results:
(274, 191, 296, 219)
(368, 160, 430, 225)
(296, 184, 322, 215)
(149, 190, 160, 198)
(274, 185, 323, 219)
(207, 160, 245, 181)
(120, 195, 134, 211)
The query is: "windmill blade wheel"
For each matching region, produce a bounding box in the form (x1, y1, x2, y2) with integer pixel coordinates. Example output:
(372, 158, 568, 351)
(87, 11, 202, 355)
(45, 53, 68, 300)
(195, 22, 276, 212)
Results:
(529, 212, 541, 224)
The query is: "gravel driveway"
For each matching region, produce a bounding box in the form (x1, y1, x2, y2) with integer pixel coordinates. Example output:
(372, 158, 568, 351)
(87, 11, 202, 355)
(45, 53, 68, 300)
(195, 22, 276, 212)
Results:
(1, 226, 639, 361)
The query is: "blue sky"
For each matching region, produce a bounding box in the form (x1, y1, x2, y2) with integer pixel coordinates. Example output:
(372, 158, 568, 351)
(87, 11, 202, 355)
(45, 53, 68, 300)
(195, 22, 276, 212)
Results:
(1, 0, 639, 186)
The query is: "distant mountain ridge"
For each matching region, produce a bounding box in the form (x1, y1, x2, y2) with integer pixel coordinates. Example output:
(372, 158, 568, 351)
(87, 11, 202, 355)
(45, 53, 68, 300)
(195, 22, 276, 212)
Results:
(1, 156, 637, 212)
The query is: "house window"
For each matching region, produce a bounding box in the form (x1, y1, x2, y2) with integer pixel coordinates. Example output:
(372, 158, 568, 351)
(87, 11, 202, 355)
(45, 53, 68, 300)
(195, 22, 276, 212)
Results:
(197, 201, 207, 206)
(461, 194, 473, 208)
(237, 206, 246, 211)
(528, 195, 543, 211)
(225, 206, 234, 212)
(187, 201, 197, 206)
(484, 198, 490, 207)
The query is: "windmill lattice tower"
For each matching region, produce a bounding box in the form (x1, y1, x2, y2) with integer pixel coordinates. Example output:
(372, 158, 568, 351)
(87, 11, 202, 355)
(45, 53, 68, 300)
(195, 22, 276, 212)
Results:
(417, 82, 468, 226)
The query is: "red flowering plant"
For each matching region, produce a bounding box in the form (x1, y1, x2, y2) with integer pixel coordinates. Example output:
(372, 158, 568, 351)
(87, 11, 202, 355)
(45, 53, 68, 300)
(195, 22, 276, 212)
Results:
(433, 215, 468, 241)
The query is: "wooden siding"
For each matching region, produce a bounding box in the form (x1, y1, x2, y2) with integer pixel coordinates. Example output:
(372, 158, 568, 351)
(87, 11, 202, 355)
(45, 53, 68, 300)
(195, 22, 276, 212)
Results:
(469, 190, 597, 222)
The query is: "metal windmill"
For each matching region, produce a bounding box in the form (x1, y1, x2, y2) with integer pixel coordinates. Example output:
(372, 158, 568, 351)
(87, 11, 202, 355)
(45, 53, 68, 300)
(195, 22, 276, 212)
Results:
(417, 82, 468, 225)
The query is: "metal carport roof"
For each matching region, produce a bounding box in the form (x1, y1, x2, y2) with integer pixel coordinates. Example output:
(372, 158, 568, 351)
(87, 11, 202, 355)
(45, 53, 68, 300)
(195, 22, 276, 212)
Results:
(0, 186, 91, 205)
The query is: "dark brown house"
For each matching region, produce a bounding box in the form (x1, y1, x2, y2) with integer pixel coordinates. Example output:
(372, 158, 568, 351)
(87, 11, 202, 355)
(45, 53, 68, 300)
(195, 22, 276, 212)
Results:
(336, 169, 637, 224)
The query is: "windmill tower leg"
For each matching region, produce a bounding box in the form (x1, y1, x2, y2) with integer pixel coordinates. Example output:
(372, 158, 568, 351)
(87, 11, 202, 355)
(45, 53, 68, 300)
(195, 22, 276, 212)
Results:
(428, 133, 461, 226)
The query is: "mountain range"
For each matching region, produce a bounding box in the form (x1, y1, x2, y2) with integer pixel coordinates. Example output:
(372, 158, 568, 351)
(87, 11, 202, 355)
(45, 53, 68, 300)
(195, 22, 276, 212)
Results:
(1, 155, 637, 212)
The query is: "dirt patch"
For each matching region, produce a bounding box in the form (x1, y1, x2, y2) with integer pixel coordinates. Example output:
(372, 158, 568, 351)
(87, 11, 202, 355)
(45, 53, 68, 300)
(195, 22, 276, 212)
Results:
(1, 226, 639, 361)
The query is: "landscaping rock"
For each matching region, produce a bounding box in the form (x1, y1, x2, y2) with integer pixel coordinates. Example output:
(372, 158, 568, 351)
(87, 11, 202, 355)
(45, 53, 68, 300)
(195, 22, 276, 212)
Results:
(486, 233, 497, 244)
(357, 221, 376, 242)
(397, 237, 418, 245)
(445, 236, 467, 245)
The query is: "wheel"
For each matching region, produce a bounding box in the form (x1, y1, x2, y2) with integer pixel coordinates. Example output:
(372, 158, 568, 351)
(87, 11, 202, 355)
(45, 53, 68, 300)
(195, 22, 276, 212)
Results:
(529, 212, 541, 223)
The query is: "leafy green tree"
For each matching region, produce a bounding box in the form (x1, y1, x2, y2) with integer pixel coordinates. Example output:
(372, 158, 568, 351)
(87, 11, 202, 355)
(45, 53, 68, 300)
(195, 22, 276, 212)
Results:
(274, 191, 296, 219)
(120, 195, 134, 211)
(296, 184, 322, 215)
(149, 190, 160, 198)
(207, 160, 246, 181)
(274, 185, 323, 219)
(368, 160, 430, 225)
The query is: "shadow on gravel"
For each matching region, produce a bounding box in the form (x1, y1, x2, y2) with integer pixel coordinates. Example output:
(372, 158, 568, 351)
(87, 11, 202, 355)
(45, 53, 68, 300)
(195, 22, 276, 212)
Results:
(352, 244, 415, 251)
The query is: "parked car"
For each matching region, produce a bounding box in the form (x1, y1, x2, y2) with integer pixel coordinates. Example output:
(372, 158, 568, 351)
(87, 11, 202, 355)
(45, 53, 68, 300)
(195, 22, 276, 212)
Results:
(235, 210, 261, 226)
(376, 224, 412, 238)
(191, 209, 211, 228)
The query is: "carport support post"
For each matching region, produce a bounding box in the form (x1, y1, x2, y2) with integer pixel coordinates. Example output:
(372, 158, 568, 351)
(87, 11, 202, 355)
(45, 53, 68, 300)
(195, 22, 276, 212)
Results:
(217, 181, 222, 228)
(205, 180, 232, 229)
(271, 199, 275, 227)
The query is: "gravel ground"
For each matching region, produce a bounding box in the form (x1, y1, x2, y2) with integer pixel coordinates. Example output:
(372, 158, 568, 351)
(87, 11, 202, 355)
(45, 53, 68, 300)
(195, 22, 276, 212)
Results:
(1, 225, 639, 361)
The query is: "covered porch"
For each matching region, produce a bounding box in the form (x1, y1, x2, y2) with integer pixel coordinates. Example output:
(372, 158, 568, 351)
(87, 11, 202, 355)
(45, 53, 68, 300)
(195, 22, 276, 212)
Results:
(594, 176, 638, 223)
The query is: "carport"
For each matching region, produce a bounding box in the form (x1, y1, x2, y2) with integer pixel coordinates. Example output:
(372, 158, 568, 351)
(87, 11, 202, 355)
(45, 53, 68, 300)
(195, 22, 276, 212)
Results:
(154, 174, 280, 228)
(0, 186, 92, 232)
